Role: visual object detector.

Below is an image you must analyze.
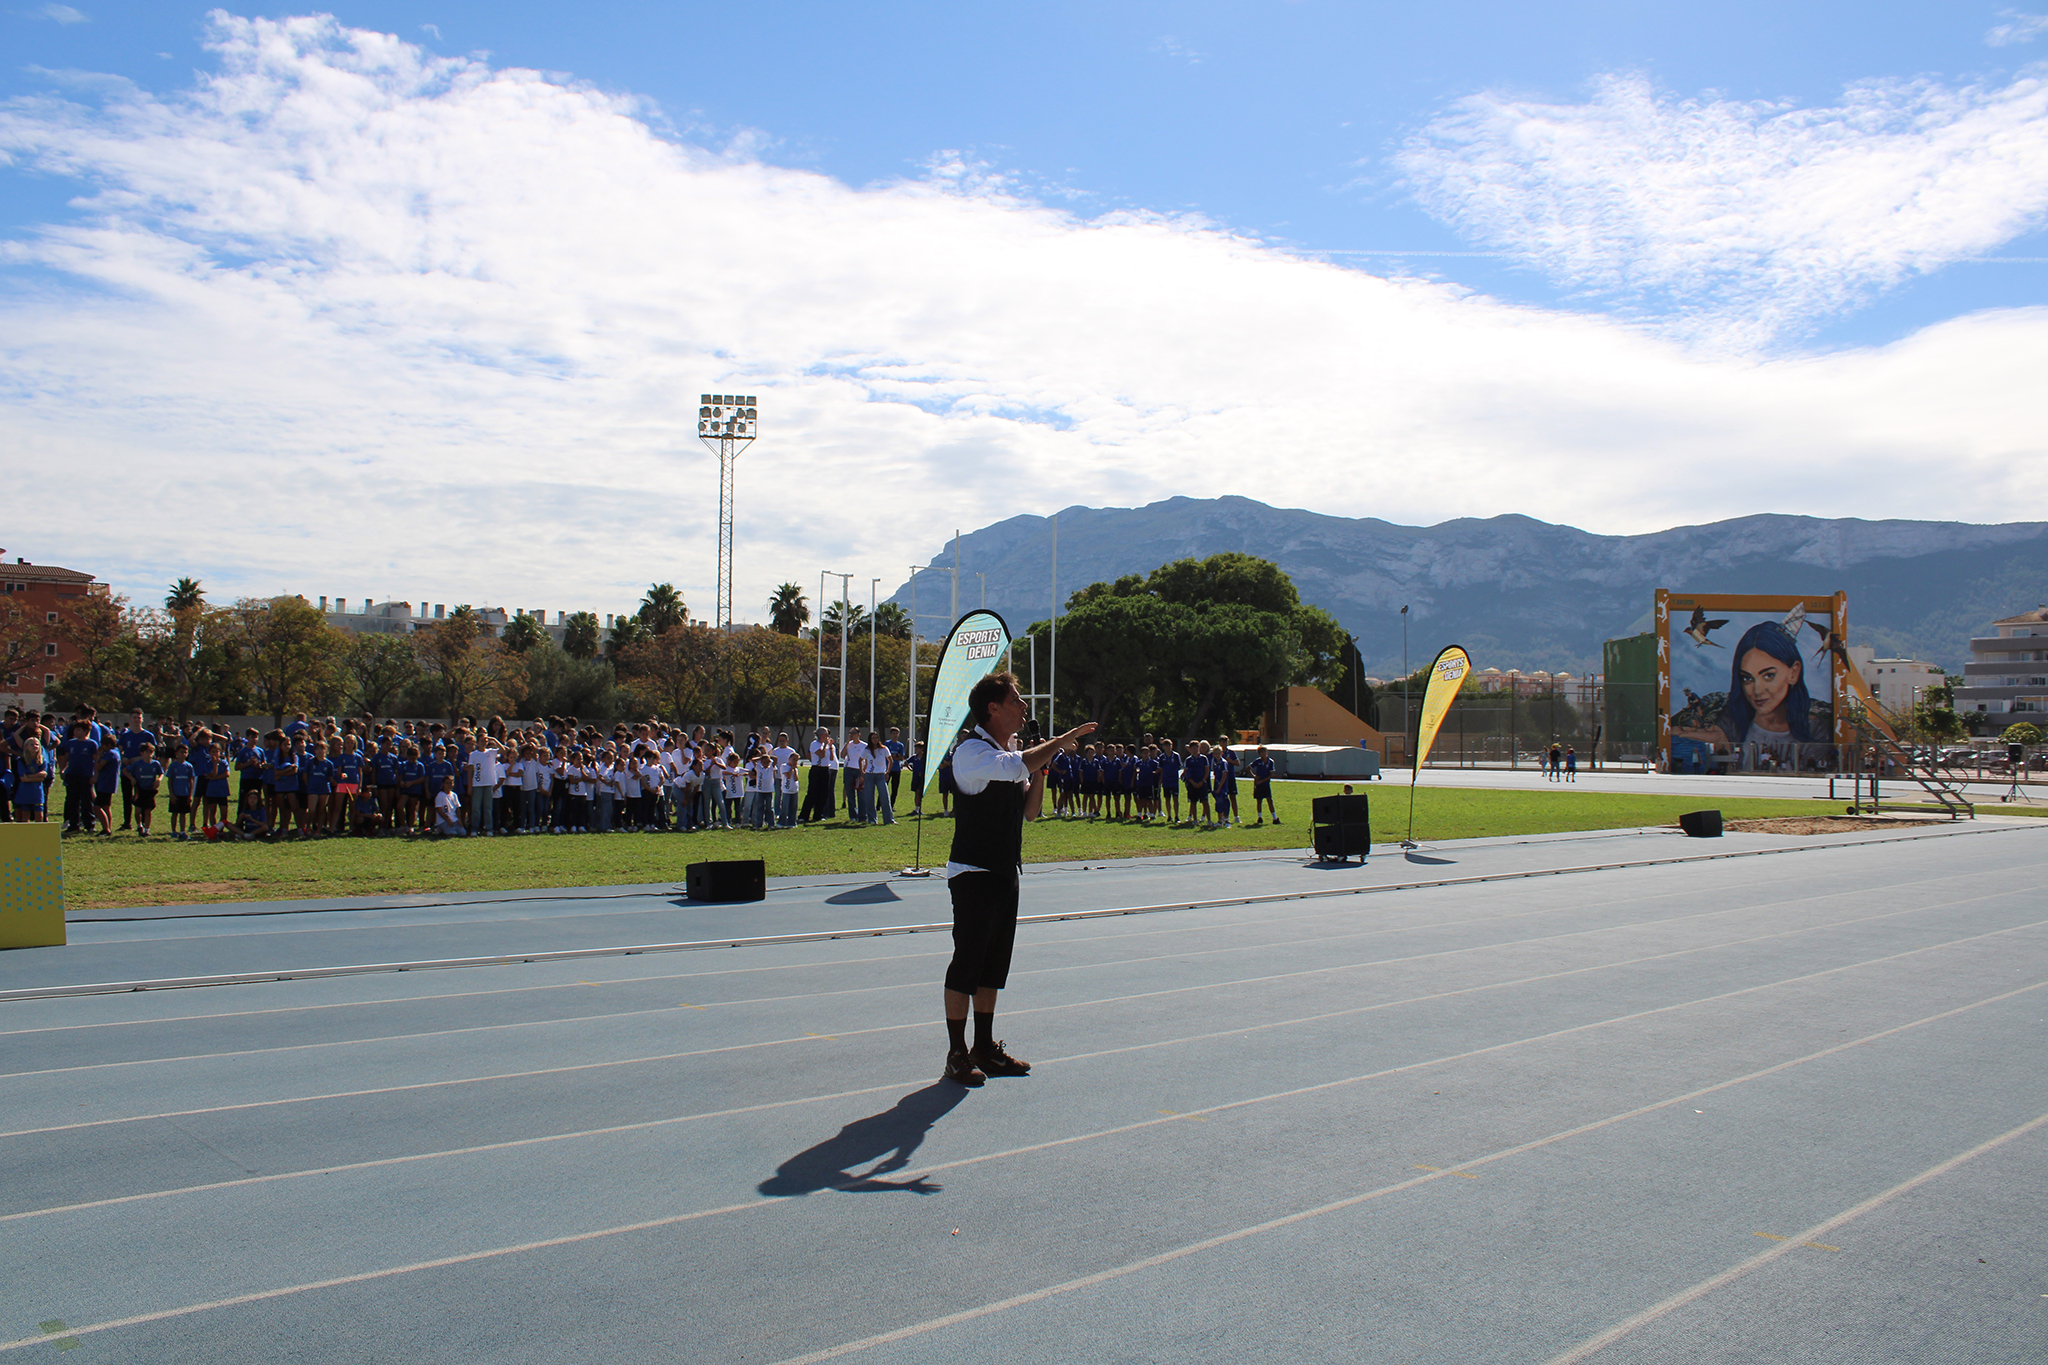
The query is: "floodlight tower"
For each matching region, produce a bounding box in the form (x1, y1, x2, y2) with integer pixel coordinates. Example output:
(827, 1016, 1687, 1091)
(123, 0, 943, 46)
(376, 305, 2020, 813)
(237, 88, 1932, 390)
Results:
(697, 393, 759, 632)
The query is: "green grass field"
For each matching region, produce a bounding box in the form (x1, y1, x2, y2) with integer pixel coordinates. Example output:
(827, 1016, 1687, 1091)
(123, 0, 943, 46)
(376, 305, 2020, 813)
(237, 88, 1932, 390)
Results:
(45, 781, 1941, 911)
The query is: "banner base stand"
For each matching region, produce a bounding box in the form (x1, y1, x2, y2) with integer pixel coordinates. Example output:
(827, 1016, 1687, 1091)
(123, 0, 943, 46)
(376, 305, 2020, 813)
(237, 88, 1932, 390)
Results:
(897, 866, 934, 878)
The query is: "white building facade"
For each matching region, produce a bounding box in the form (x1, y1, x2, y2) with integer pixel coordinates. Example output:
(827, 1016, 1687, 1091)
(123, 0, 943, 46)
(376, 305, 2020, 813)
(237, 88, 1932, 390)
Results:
(1954, 606, 2048, 720)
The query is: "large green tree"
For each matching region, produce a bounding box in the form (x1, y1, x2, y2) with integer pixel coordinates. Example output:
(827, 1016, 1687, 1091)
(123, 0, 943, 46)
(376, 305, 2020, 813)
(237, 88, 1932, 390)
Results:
(139, 603, 240, 723)
(1037, 552, 1348, 739)
(413, 607, 522, 723)
(342, 631, 423, 717)
(516, 632, 621, 722)
(231, 596, 350, 728)
(51, 592, 144, 712)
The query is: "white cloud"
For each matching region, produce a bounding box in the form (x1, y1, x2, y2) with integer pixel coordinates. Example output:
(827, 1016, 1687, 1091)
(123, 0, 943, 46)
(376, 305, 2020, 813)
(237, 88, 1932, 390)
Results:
(1154, 36, 1203, 66)
(31, 2, 89, 21)
(0, 15, 2044, 623)
(1397, 71, 2048, 348)
(1987, 11, 2048, 45)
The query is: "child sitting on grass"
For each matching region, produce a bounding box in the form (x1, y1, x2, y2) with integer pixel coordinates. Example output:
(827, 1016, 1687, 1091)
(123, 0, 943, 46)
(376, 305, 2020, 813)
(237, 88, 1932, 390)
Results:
(432, 775, 465, 837)
(352, 787, 386, 838)
(236, 802, 273, 840)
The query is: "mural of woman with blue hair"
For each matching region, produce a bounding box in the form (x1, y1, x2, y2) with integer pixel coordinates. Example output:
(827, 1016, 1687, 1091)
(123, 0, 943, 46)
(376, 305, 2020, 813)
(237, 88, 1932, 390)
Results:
(1671, 620, 1815, 769)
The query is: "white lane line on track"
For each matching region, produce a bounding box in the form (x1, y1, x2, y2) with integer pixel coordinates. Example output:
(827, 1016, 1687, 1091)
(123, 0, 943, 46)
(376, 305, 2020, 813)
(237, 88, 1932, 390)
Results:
(5, 973, 2037, 1358)
(11, 824, 2019, 1002)
(2, 889, 2034, 1143)
(1, 869, 2019, 1084)
(0, 856, 1714, 1037)
(0, 865, 1709, 1041)
(1540, 1111, 2048, 1365)
(4, 838, 1994, 1038)
(5, 914, 2040, 1229)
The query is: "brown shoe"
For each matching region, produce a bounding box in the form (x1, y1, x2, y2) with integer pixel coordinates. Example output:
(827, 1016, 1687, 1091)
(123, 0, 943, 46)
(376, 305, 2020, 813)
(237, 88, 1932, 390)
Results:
(944, 1048, 985, 1087)
(972, 1039, 1031, 1077)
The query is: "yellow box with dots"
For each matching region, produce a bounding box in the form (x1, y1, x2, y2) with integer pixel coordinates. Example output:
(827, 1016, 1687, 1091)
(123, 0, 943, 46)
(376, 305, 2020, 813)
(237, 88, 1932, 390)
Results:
(0, 823, 65, 949)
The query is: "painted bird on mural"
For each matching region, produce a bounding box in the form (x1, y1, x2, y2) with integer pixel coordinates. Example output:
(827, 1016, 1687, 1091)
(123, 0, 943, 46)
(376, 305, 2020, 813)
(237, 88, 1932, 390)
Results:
(1683, 606, 1730, 648)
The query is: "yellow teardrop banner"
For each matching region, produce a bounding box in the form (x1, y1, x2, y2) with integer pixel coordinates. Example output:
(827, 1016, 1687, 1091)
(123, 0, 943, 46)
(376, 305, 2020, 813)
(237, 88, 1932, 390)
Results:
(1412, 645, 1473, 775)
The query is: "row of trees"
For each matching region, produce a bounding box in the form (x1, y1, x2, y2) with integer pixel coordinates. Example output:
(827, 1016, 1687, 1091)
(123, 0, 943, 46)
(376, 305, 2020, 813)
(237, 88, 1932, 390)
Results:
(16, 555, 1367, 740)
(9, 575, 927, 732)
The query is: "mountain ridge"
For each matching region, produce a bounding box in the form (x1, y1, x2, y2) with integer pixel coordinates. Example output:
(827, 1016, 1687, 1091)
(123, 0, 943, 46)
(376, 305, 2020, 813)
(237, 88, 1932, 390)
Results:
(887, 496, 2048, 676)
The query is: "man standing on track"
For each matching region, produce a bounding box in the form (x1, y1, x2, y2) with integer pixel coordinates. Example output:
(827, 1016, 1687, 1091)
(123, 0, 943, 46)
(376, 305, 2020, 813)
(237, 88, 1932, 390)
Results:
(941, 672, 1096, 1088)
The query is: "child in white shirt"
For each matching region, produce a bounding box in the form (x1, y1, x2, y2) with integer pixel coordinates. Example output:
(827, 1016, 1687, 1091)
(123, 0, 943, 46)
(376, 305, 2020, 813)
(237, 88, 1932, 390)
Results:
(433, 776, 464, 837)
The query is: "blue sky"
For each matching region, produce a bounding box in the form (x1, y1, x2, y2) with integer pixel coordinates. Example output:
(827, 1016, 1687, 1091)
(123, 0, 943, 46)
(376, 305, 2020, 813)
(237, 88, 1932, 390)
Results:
(3, 1, 2046, 619)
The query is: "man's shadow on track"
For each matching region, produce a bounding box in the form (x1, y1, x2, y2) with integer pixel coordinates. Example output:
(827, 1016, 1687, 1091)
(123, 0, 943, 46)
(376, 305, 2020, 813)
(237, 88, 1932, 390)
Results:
(758, 1083, 967, 1197)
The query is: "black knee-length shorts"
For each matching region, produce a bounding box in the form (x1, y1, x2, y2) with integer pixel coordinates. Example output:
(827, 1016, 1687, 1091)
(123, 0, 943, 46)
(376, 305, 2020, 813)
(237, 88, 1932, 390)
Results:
(945, 869, 1020, 994)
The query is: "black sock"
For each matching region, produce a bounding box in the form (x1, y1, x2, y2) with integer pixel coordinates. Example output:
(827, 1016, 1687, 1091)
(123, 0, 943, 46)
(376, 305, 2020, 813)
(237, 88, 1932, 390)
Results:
(973, 1011, 995, 1050)
(946, 1016, 967, 1053)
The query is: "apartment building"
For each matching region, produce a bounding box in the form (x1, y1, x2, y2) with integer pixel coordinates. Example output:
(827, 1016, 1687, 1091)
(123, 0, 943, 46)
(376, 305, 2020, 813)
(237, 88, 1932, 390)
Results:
(0, 557, 107, 711)
(1954, 605, 2048, 719)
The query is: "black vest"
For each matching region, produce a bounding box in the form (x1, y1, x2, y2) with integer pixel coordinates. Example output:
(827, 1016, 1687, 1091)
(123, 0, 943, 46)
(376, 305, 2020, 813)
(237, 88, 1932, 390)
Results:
(949, 736, 1028, 872)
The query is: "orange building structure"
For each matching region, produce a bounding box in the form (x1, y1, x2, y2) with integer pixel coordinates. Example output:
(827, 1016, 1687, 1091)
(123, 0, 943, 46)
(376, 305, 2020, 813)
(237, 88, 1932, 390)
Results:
(1264, 685, 1404, 764)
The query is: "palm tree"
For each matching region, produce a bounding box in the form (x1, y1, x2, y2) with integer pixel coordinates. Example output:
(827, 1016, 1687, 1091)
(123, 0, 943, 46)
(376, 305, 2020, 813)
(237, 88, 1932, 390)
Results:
(165, 577, 205, 613)
(562, 610, 601, 660)
(608, 614, 647, 656)
(871, 601, 912, 640)
(639, 582, 687, 635)
(501, 613, 548, 653)
(821, 600, 868, 638)
(768, 582, 809, 636)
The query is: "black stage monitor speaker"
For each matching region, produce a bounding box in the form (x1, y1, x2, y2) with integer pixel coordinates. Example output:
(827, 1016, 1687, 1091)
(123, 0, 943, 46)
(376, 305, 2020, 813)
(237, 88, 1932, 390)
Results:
(687, 859, 766, 903)
(1313, 823, 1371, 860)
(1311, 793, 1371, 861)
(1678, 809, 1723, 838)
(1311, 794, 1371, 825)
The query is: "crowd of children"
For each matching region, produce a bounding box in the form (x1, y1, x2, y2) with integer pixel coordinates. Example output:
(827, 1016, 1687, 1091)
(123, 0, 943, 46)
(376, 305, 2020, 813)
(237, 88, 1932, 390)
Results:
(3, 706, 1278, 840)
(1041, 736, 1275, 827)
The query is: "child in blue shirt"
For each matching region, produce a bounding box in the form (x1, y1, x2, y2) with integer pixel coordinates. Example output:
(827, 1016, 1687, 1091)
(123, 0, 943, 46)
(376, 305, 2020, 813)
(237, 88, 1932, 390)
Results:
(11, 726, 49, 822)
(1211, 740, 1237, 827)
(1182, 748, 1212, 827)
(59, 720, 99, 833)
(92, 736, 122, 835)
(166, 742, 198, 840)
(396, 744, 429, 834)
(202, 741, 232, 829)
(125, 742, 165, 837)
(268, 737, 300, 837)
(1249, 746, 1278, 825)
(1159, 742, 1182, 824)
(303, 740, 335, 838)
